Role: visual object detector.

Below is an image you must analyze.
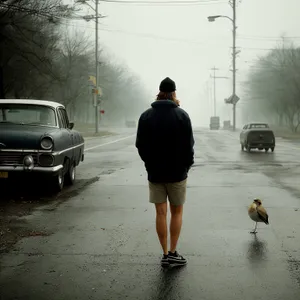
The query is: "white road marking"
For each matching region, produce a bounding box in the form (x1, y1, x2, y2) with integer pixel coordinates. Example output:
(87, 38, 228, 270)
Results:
(85, 134, 135, 151)
(84, 135, 109, 140)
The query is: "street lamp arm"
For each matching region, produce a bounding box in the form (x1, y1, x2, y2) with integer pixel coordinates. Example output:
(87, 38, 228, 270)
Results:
(208, 15, 233, 23)
(220, 15, 234, 23)
(82, 14, 107, 21)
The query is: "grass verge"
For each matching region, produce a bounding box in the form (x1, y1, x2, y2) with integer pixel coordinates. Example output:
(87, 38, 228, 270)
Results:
(272, 127, 300, 141)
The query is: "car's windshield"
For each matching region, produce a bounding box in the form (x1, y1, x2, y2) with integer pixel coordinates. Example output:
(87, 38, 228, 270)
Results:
(0, 104, 56, 127)
(249, 124, 269, 129)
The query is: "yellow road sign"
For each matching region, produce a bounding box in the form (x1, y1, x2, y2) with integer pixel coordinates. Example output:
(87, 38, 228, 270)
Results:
(88, 75, 96, 86)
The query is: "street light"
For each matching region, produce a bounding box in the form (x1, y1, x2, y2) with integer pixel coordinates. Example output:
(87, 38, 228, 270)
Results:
(83, 15, 100, 22)
(208, 15, 233, 23)
(207, 0, 238, 131)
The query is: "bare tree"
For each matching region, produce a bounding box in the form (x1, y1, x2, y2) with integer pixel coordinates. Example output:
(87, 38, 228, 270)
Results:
(0, 0, 75, 98)
(50, 30, 93, 119)
(0, 0, 150, 126)
(243, 43, 300, 132)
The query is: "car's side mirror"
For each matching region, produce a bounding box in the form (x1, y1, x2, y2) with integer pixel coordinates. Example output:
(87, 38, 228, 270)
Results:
(68, 122, 74, 130)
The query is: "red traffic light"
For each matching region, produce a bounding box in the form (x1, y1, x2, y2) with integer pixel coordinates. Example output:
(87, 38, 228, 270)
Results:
(100, 110, 105, 114)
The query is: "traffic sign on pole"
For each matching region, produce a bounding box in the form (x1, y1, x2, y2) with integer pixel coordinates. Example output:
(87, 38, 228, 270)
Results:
(88, 75, 96, 86)
(225, 94, 240, 104)
(232, 94, 240, 104)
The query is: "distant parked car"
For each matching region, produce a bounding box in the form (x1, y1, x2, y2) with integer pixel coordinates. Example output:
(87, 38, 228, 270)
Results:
(240, 122, 275, 152)
(0, 99, 85, 192)
(210, 116, 220, 130)
(223, 120, 231, 130)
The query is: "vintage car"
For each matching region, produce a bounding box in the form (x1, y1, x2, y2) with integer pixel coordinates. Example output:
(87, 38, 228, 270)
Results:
(240, 122, 275, 152)
(0, 99, 85, 192)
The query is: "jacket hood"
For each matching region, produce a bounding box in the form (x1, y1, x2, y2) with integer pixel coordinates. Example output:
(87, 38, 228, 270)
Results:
(0, 124, 57, 150)
(151, 100, 178, 109)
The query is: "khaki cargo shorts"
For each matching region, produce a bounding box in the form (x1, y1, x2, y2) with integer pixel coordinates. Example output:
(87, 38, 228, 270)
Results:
(148, 179, 187, 206)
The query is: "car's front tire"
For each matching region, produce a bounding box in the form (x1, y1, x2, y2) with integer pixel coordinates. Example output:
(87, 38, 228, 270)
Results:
(65, 163, 76, 186)
(51, 169, 64, 193)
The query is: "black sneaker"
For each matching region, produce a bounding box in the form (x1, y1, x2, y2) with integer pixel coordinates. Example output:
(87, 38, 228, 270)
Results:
(161, 254, 169, 267)
(168, 251, 187, 266)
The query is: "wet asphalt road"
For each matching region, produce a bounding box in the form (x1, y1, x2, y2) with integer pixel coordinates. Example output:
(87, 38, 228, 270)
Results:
(1, 128, 300, 299)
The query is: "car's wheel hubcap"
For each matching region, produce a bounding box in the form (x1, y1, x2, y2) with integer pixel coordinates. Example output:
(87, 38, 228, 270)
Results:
(58, 173, 62, 185)
(71, 167, 75, 180)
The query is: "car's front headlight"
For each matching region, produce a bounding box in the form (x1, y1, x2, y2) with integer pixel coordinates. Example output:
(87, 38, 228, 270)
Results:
(41, 136, 53, 150)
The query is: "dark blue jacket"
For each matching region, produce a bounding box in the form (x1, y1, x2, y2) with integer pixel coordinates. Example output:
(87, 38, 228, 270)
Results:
(135, 100, 195, 183)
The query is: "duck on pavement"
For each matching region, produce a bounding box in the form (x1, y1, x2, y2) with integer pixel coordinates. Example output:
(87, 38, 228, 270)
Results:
(248, 198, 269, 234)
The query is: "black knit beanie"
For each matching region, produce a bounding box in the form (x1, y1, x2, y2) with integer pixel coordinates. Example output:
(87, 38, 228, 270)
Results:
(159, 77, 176, 93)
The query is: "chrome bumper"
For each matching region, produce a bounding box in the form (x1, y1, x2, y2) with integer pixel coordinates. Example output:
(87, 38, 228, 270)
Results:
(0, 165, 63, 172)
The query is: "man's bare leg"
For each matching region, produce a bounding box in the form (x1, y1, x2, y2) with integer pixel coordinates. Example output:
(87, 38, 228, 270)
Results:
(169, 204, 183, 253)
(155, 202, 168, 255)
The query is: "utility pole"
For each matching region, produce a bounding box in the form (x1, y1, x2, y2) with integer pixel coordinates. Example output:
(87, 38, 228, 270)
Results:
(77, 0, 105, 133)
(95, 0, 99, 133)
(231, 0, 237, 131)
(211, 67, 218, 116)
(210, 67, 229, 117)
(208, 0, 240, 131)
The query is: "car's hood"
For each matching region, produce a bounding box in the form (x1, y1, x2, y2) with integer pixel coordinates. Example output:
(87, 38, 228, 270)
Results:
(0, 124, 57, 150)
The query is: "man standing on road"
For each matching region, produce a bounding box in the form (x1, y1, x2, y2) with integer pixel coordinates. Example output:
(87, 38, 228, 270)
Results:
(135, 77, 195, 267)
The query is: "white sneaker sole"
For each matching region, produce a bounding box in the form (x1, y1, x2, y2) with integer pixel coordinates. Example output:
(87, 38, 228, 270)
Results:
(168, 260, 187, 267)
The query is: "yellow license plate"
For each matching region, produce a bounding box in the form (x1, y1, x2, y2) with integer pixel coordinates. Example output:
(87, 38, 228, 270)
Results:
(0, 172, 8, 179)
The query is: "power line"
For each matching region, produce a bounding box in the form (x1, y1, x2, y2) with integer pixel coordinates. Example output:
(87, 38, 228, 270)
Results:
(60, 20, 291, 52)
(3, 3, 299, 43)
(6, 1, 290, 54)
(97, 27, 286, 51)
(236, 35, 300, 42)
(99, 0, 226, 5)
(237, 34, 300, 40)
(98, 27, 207, 44)
(70, 17, 300, 44)
(2, 2, 299, 42)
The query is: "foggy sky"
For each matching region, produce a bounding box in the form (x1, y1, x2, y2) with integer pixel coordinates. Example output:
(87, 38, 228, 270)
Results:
(70, 0, 300, 127)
